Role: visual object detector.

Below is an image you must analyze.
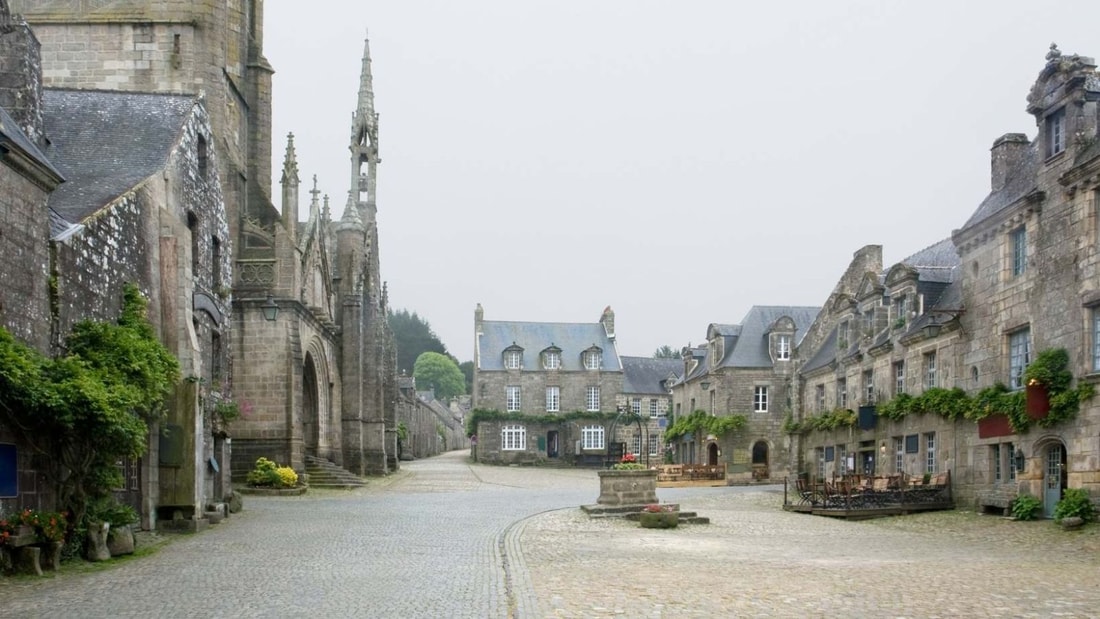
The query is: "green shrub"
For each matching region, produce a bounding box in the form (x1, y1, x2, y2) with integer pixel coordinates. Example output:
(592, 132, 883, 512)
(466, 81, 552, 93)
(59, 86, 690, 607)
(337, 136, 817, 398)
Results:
(1053, 488, 1096, 523)
(246, 457, 281, 487)
(1011, 494, 1042, 521)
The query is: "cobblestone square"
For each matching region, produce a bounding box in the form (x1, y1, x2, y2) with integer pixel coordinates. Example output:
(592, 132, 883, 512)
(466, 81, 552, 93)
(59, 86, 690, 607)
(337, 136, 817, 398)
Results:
(2, 450, 1099, 618)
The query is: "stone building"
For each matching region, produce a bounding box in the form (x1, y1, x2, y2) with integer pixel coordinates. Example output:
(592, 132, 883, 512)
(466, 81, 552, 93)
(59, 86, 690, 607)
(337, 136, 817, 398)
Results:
(791, 46, 1100, 516)
(0, 2, 233, 526)
(471, 305, 626, 465)
(2, 1, 404, 521)
(619, 356, 680, 467)
(670, 306, 819, 482)
(794, 241, 964, 487)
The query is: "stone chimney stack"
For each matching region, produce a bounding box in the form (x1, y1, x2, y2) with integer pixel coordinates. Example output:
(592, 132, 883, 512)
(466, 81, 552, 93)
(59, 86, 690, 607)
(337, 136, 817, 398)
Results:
(599, 306, 615, 341)
(0, 2, 45, 147)
(990, 133, 1029, 191)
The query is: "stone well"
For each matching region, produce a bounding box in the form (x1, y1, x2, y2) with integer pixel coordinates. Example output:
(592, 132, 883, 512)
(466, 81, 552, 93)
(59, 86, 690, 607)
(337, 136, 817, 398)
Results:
(596, 469, 658, 506)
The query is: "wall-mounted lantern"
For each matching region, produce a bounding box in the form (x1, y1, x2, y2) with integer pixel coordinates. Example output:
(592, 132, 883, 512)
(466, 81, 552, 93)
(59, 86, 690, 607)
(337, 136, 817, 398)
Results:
(261, 294, 279, 322)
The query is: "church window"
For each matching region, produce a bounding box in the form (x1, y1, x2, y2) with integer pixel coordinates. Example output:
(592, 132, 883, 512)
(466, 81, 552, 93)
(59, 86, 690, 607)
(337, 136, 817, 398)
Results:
(197, 135, 208, 178)
(187, 211, 199, 279)
(211, 236, 221, 288)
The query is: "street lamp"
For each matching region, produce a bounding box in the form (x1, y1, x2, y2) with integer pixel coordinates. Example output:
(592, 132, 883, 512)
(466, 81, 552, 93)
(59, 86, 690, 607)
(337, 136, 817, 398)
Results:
(260, 294, 279, 322)
(1014, 448, 1026, 472)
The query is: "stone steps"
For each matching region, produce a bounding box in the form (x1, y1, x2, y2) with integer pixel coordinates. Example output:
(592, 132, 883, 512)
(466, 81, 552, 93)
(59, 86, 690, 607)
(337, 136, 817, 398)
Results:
(304, 456, 367, 488)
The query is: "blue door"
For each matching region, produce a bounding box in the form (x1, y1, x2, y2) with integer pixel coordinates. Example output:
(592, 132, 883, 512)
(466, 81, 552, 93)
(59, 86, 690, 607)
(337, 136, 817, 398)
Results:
(1043, 444, 1066, 519)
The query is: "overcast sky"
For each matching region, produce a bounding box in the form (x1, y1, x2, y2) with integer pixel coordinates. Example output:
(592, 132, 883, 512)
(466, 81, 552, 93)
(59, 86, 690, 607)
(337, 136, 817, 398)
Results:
(265, 1, 1099, 361)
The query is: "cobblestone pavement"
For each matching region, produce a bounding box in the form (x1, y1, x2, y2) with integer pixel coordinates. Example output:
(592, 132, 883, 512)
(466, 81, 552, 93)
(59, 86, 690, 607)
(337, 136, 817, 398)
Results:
(3, 451, 1100, 618)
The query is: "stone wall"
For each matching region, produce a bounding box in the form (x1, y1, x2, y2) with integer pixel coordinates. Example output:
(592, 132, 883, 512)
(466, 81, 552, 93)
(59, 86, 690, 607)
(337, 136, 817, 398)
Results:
(477, 369, 624, 416)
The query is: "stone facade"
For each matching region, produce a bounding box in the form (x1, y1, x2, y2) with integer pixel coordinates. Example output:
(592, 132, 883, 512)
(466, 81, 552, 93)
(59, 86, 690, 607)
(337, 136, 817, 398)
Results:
(472, 306, 627, 466)
(791, 46, 1100, 516)
(669, 306, 819, 483)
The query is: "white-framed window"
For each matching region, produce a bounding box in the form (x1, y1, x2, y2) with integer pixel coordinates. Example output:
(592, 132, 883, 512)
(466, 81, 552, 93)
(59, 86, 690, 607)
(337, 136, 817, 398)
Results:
(815, 384, 825, 412)
(545, 386, 559, 412)
(924, 351, 937, 389)
(1009, 328, 1031, 389)
(1011, 226, 1027, 277)
(992, 443, 1002, 482)
(894, 436, 904, 474)
(648, 434, 660, 455)
(777, 334, 791, 361)
(543, 350, 561, 370)
(753, 386, 768, 413)
(925, 432, 936, 473)
(649, 398, 662, 418)
(501, 425, 526, 451)
(631, 434, 641, 456)
(1046, 107, 1065, 158)
(1007, 441, 1016, 482)
(1093, 307, 1100, 372)
(583, 350, 601, 370)
(838, 321, 850, 349)
(837, 378, 847, 408)
(586, 386, 600, 412)
(894, 361, 905, 396)
(863, 369, 874, 403)
(816, 447, 825, 479)
(504, 350, 522, 370)
(631, 397, 641, 414)
(581, 425, 604, 450)
(836, 444, 847, 475)
(506, 385, 521, 412)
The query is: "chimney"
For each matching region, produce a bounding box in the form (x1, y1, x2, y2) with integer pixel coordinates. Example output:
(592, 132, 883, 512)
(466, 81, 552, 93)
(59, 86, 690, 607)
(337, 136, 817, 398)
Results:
(0, 3, 46, 147)
(599, 306, 615, 340)
(990, 133, 1029, 191)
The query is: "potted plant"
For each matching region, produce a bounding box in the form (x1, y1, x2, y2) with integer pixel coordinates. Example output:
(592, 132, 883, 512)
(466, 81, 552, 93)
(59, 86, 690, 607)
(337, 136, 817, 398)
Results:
(638, 504, 679, 529)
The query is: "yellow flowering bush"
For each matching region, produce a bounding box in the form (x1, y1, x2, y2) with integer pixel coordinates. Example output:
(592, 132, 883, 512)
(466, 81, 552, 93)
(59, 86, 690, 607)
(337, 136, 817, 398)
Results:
(275, 467, 298, 488)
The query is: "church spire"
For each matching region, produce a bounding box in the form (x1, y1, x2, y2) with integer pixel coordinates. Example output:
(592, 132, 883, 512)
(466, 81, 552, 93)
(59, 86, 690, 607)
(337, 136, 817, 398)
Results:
(348, 32, 380, 225)
(357, 33, 375, 125)
(280, 133, 300, 241)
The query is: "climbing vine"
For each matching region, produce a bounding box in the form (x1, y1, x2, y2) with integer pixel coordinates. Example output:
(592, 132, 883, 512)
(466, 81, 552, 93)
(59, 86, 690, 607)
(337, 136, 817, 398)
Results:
(663, 410, 747, 442)
(0, 283, 179, 525)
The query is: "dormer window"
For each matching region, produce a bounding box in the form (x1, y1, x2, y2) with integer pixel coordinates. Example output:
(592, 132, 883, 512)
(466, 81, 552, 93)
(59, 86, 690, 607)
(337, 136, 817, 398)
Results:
(776, 334, 791, 361)
(1046, 107, 1065, 158)
(893, 294, 908, 328)
(582, 348, 602, 370)
(542, 348, 561, 370)
(838, 321, 850, 349)
(711, 339, 724, 364)
(503, 346, 523, 370)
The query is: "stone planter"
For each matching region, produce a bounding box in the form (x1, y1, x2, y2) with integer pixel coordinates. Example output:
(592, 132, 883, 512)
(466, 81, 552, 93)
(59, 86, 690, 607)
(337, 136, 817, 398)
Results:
(638, 511, 679, 529)
(107, 524, 135, 556)
(85, 521, 111, 562)
(38, 541, 63, 571)
(596, 469, 658, 506)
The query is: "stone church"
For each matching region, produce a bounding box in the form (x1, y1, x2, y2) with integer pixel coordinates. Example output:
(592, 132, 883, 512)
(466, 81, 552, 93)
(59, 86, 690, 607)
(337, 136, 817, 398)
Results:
(1, 0, 400, 528)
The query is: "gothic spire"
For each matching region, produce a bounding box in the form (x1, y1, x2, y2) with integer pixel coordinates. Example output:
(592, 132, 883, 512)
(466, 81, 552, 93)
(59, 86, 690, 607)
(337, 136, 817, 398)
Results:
(357, 33, 375, 124)
(280, 132, 299, 186)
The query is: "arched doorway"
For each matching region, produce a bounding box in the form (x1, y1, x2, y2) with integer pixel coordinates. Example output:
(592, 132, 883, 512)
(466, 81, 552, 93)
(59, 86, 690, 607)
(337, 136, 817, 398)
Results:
(1043, 442, 1067, 519)
(752, 441, 769, 480)
(303, 353, 320, 457)
(707, 442, 719, 466)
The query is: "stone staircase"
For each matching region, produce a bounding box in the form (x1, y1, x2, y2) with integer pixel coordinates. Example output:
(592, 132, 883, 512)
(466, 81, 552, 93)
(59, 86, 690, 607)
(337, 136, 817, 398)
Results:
(581, 503, 710, 525)
(304, 456, 367, 489)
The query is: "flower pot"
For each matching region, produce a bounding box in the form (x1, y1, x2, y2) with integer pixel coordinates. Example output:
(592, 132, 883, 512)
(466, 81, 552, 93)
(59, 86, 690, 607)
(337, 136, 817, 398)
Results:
(107, 524, 135, 556)
(1025, 383, 1050, 420)
(638, 512, 679, 529)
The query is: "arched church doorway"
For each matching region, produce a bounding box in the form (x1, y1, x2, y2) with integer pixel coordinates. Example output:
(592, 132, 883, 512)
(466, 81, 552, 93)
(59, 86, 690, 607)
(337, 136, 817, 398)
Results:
(707, 442, 719, 466)
(303, 353, 321, 457)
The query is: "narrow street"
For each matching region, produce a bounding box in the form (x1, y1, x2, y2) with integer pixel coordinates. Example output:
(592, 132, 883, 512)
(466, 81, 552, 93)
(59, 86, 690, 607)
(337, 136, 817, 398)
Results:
(3, 451, 1100, 617)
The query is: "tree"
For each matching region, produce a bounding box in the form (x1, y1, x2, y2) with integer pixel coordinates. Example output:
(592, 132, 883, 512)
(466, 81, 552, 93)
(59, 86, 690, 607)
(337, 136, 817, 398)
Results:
(388, 309, 448, 375)
(413, 352, 466, 401)
(458, 360, 474, 395)
(653, 345, 679, 359)
(0, 284, 179, 525)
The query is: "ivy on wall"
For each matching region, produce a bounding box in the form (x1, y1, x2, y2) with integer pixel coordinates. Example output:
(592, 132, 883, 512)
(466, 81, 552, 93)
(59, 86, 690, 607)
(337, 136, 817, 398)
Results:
(663, 410, 747, 442)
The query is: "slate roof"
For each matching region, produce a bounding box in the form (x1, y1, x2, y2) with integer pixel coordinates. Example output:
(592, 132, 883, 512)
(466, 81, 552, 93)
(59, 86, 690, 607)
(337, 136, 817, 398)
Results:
(715, 306, 820, 369)
(801, 327, 838, 374)
(621, 356, 681, 394)
(42, 89, 196, 225)
(477, 320, 621, 371)
(958, 141, 1040, 234)
(898, 238, 959, 284)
